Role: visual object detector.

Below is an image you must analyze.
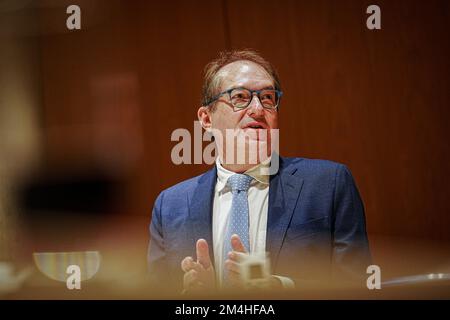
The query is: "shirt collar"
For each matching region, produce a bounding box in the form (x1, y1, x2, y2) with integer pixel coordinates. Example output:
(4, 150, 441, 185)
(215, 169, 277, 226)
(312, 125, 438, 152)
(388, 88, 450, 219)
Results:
(215, 157, 270, 193)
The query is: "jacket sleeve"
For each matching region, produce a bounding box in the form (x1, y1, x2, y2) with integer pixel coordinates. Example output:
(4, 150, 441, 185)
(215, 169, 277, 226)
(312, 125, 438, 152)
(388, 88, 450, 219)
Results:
(331, 164, 372, 285)
(147, 192, 171, 288)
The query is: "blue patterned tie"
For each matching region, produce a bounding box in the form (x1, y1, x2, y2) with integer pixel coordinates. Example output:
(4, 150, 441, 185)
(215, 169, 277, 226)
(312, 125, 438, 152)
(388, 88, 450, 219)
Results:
(223, 173, 253, 283)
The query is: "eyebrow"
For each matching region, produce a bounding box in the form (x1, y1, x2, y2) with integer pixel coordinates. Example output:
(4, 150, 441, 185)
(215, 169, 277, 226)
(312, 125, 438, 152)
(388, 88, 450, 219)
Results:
(224, 85, 275, 92)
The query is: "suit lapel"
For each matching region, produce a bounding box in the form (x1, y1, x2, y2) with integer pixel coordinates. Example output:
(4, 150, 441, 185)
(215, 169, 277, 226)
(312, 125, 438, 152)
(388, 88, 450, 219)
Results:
(266, 158, 304, 270)
(188, 166, 217, 266)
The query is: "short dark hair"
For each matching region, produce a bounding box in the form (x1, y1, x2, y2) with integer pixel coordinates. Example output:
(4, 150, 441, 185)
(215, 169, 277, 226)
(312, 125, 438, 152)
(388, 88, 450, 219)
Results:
(201, 49, 281, 106)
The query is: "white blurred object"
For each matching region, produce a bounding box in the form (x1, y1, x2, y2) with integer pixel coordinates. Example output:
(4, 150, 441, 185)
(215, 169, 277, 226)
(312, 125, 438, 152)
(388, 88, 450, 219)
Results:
(237, 252, 271, 289)
(0, 262, 33, 295)
(382, 273, 450, 287)
(33, 251, 101, 282)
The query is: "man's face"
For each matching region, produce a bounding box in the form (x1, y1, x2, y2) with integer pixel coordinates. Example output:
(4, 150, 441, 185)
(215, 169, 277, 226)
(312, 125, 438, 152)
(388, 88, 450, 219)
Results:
(200, 60, 279, 166)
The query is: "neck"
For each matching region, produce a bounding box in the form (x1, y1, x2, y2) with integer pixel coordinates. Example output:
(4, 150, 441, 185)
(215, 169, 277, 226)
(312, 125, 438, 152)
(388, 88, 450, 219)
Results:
(218, 152, 271, 173)
(220, 162, 258, 173)
(216, 143, 272, 173)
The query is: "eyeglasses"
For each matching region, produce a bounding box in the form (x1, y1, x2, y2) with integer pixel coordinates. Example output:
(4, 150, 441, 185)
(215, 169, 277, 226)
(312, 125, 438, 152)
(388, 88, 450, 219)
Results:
(206, 87, 283, 111)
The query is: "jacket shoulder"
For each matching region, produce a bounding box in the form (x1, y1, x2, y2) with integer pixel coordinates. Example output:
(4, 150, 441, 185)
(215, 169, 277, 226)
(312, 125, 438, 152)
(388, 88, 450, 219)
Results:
(156, 167, 214, 200)
(281, 156, 346, 176)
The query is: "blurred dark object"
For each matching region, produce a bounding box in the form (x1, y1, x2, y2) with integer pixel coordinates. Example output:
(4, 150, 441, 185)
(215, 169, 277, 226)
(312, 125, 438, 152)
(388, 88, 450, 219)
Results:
(19, 170, 123, 215)
(16, 168, 127, 253)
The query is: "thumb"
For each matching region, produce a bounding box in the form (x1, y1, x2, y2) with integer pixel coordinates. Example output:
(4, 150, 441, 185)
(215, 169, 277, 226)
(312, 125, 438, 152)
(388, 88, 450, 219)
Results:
(196, 239, 212, 269)
(231, 234, 248, 253)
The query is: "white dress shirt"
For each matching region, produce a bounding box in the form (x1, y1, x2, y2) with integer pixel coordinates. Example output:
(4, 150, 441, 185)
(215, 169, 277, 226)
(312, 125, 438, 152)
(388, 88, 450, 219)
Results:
(212, 158, 294, 288)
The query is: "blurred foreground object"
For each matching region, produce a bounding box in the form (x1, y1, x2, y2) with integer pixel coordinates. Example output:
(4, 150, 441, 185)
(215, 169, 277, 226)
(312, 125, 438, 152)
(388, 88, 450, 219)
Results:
(238, 252, 271, 290)
(33, 251, 101, 282)
(382, 273, 450, 287)
(0, 0, 43, 263)
(0, 261, 33, 295)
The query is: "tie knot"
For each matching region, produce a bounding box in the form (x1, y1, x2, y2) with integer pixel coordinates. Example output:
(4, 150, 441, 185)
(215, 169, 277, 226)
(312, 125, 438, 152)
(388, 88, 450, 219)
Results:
(227, 174, 253, 192)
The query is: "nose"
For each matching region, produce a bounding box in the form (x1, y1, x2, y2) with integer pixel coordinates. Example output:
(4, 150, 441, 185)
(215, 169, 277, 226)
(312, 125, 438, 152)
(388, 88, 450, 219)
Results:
(246, 93, 265, 117)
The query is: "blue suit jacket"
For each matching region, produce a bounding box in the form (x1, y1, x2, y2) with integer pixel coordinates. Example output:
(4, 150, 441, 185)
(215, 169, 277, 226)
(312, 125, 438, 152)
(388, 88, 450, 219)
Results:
(148, 157, 371, 290)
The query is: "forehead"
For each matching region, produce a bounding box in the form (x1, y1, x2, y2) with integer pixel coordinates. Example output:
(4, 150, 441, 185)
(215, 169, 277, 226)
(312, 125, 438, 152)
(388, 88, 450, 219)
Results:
(216, 60, 274, 91)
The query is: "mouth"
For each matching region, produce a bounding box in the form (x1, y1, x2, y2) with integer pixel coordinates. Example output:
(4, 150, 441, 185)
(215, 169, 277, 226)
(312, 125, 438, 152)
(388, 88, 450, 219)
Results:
(242, 122, 267, 130)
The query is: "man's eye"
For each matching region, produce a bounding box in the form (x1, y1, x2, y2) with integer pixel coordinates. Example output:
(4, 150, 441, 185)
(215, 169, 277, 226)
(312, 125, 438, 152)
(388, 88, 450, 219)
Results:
(233, 94, 247, 100)
(261, 94, 275, 101)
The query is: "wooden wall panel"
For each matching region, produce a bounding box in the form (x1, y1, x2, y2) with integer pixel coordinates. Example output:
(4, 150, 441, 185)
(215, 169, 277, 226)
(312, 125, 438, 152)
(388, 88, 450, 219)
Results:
(224, 0, 450, 240)
(36, 0, 450, 241)
(38, 0, 229, 217)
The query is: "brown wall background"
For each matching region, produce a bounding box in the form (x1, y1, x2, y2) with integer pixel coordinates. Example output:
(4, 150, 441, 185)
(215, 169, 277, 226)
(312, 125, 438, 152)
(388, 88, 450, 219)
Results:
(11, 0, 449, 245)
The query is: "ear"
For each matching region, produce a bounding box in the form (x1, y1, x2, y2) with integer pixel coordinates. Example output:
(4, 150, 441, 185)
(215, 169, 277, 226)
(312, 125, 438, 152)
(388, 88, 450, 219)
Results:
(197, 106, 212, 131)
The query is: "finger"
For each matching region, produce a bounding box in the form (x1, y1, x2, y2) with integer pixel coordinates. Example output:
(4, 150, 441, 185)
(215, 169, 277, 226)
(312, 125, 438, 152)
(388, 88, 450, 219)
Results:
(227, 269, 243, 287)
(196, 239, 212, 269)
(183, 260, 204, 275)
(227, 251, 247, 263)
(181, 256, 194, 272)
(183, 269, 199, 289)
(225, 259, 241, 274)
(231, 234, 248, 253)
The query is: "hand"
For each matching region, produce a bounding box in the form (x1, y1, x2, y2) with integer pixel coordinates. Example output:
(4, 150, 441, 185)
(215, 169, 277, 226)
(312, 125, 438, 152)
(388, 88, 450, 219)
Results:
(181, 239, 216, 293)
(224, 234, 248, 288)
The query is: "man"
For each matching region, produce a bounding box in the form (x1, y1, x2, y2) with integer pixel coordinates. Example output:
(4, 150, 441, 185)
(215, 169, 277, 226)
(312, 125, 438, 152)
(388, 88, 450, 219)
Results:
(148, 50, 370, 294)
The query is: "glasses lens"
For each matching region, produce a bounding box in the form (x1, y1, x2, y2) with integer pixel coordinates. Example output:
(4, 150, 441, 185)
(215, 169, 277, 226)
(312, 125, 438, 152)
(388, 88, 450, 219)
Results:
(229, 88, 280, 110)
(230, 88, 252, 109)
(259, 89, 278, 109)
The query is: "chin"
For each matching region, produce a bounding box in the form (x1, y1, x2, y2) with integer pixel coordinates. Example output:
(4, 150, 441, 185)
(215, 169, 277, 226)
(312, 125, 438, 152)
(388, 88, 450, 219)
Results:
(246, 140, 271, 161)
